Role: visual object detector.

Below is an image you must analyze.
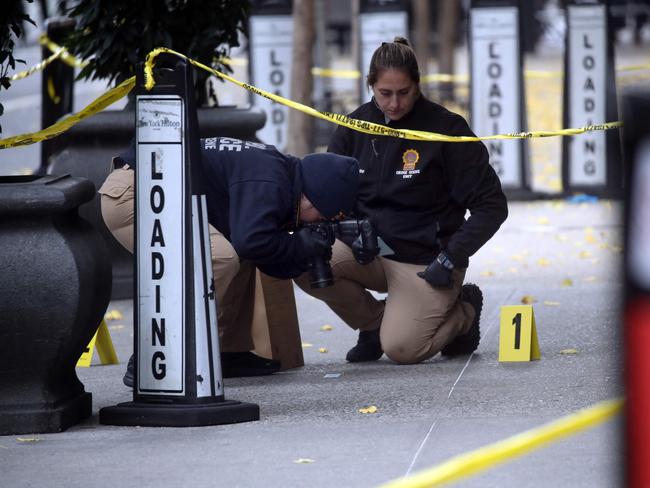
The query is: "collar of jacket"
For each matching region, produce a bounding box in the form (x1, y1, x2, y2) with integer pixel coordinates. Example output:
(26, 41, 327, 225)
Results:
(369, 93, 426, 128)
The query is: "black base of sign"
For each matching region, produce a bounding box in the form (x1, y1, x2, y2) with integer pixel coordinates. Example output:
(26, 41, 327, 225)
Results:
(98, 399, 260, 427)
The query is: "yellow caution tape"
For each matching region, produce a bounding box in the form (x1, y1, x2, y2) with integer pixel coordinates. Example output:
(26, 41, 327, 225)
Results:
(39, 35, 89, 69)
(525, 69, 563, 79)
(145, 47, 622, 143)
(46, 76, 61, 104)
(615, 63, 650, 72)
(219, 57, 361, 78)
(316, 64, 648, 83)
(378, 398, 623, 488)
(311, 66, 361, 79)
(422, 73, 469, 83)
(24, 35, 650, 88)
(424, 71, 555, 84)
(0, 77, 134, 150)
(1, 45, 632, 152)
(423, 64, 649, 84)
(219, 56, 248, 68)
(9, 48, 67, 82)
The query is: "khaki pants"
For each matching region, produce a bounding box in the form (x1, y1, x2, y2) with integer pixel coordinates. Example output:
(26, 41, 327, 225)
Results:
(99, 166, 255, 352)
(295, 240, 475, 364)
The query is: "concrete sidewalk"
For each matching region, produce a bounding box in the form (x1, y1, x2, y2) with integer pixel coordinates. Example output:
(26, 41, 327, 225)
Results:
(0, 199, 623, 488)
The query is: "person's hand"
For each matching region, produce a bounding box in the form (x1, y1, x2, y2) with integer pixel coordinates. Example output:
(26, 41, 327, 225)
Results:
(417, 253, 454, 288)
(351, 234, 379, 265)
(297, 227, 332, 260)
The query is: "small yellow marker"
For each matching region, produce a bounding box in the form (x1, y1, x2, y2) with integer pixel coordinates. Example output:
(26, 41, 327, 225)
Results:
(498, 305, 540, 362)
(104, 309, 123, 321)
(358, 405, 378, 414)
(76, 320, 119, 367)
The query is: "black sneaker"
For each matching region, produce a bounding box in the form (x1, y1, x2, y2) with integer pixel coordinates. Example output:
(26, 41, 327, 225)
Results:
(346, 327, 383, 362)
(221, 351, 281, 378)
(441, 284, 483, 357)
(123, 354, 134, 388)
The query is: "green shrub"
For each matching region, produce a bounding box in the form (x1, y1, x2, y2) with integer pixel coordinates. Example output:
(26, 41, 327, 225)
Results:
(62, 0, 251, 101)
(0, 0, 36, 133)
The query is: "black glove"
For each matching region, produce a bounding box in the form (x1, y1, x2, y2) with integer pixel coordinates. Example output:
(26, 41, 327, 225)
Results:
(297, 227, 332, 260)
(417, 253, 454, 288)
(351, 234, 379, 265)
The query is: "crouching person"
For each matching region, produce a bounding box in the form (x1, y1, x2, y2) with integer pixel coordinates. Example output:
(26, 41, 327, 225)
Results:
(294, 39, 508, 366)
(100, 137, 359, 385)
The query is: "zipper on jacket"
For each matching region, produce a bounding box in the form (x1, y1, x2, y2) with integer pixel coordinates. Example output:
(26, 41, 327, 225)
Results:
(371, 139, 379, 157)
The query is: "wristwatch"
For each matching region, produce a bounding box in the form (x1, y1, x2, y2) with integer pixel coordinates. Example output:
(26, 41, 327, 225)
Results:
(436, 252, 455, 271)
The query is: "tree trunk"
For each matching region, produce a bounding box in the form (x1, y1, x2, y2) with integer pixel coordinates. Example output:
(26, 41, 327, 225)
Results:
(287, 0, 315, 157)
(351, 0, 361, 102)
(413, 0, 432, 97)
(437, 0, 460, 103)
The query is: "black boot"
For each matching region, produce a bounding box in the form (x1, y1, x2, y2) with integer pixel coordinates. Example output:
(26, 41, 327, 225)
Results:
(123, 354, 134, 387)
(221, 351, 281, 378)
(441, 284, 483, 357)
(346, 327, 383, 362)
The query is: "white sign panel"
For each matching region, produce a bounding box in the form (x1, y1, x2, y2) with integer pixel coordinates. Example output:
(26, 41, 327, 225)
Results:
(249, 15, 293, 151)
(567, 5, 607, 186)
(136, 96, 185, 395)
(470, 7, 522, 187)
(193, 195, 223, 397)
(359, 11, 408, 103)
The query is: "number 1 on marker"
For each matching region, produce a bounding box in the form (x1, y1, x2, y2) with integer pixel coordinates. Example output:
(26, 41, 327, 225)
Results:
(512, 312, 521, 350)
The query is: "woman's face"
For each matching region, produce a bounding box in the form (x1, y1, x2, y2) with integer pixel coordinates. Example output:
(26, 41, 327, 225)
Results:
(371, 68, 419, 121)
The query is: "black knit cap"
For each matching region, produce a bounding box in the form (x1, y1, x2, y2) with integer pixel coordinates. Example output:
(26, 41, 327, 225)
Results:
(300, 152, 359, 219)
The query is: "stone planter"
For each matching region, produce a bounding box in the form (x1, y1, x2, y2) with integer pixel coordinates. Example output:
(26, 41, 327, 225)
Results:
(0, 174, 111, 434)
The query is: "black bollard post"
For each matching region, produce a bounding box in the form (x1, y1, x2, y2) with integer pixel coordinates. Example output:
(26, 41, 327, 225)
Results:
(0, 175, 112, 435)
(561, 0, 622, 198)
(99, 57, 259, 427)
(622, 87, 650, 487)
(39, 17, 75, 175)
(469, 0, 533, 199)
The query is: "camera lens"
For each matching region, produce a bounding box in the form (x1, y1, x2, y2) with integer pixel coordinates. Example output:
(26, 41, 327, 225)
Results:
(310, 256, 334, 288)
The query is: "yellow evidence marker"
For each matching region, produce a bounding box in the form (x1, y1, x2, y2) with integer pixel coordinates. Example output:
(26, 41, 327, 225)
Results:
(76, 319, 119, 367)
(498, 305, 540, 362)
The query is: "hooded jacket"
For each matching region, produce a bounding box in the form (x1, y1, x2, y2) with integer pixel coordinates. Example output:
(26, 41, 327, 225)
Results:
(328, 95, 508, 267)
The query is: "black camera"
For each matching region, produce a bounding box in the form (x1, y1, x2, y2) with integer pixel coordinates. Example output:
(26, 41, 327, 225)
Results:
(304, 219, 379, 289)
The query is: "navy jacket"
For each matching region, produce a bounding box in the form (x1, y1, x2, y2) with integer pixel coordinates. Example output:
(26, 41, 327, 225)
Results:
(199, 137, 310, 279)
(328, 96, 508, 267)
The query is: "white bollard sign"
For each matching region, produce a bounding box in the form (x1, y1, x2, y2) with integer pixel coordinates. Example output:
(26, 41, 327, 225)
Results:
(566, 4, 607, 186)
(359, 10, 408, 103)
(136, 95, 187, 395)
(100, 58, 258, 427)
(470, 6, 525, 190)
(249, 15, 293, 151)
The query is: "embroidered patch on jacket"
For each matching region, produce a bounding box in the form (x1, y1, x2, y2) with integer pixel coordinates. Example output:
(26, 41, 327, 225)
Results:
(402, 149, 420, 171)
